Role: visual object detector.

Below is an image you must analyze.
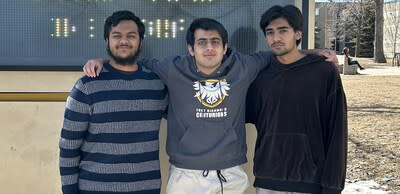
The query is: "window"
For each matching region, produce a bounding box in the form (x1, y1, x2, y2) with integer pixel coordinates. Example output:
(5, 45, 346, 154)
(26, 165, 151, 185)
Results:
(0, 0, 301, 70)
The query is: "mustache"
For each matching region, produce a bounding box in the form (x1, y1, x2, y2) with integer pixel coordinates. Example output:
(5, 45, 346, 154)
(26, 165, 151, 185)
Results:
(271, 42, 284, 47)
(116, 45, 133, 49)
(107, 47, 141, 66)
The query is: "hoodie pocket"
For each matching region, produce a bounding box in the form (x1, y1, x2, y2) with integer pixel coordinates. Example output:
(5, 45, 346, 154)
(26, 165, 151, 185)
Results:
(178, 120, 238, 157)
(254, 133, 318, 181)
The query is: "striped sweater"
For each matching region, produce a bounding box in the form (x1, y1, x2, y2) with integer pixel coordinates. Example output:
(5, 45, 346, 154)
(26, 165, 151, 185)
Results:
(59, 63, 168, 194)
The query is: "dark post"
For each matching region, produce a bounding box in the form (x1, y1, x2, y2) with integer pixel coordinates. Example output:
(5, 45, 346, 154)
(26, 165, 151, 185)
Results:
(302, 0, 309, 49)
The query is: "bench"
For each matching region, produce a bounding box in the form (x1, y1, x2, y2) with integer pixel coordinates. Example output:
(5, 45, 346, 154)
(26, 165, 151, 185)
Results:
(343, 55, 358, 75)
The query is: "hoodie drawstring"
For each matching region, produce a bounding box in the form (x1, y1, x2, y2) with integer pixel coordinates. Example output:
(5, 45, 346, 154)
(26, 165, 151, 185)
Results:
(202, 170, 227, 194)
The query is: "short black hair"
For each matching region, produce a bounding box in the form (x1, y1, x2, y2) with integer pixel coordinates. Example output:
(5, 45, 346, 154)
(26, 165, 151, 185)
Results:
(260, 5, 303, 46)
(186, 18, 228, 48)
(104, 10, 145, 41)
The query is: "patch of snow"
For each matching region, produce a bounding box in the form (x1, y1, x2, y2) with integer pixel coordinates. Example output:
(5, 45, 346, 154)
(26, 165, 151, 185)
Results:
(343, 180, 389, 194)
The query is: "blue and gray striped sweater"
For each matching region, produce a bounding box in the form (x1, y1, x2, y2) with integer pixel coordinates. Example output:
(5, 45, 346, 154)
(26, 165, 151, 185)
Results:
(59, 63, 168, 194)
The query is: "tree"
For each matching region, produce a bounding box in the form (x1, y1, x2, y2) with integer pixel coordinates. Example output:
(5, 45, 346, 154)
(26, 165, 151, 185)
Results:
(338, 0, 365, 56)
(337, 0, 374, 57)
(325, 2, 348, 52)
(358, 2, 375, 57)
(375, 0, 387, 63)
(325, 0, 374, 56)
(314, 26, 321, 49)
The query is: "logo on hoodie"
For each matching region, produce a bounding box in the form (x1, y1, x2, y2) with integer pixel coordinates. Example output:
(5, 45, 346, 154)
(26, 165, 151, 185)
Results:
(193, 79, 230, 108)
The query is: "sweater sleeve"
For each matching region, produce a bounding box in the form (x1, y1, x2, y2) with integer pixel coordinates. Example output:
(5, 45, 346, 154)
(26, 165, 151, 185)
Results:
(321, 77, 348, 194)
(59, 79, 91, 194)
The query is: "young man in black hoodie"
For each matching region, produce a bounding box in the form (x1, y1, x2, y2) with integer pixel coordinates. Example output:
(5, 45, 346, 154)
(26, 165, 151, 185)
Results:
(246, 5, 348, 194)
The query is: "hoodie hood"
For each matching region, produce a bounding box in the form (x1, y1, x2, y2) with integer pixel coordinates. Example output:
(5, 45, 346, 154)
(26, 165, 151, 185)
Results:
(270, 54, 327, 72)
(176, 48, 235, 79)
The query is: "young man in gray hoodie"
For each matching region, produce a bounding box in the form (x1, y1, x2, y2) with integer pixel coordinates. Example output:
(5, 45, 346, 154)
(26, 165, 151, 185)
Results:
(83, 17, 337, 194)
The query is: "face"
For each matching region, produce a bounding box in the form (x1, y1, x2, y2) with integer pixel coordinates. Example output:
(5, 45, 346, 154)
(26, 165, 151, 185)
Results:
(264, 17, 301, 57)
(107, 20, 141, 65)
(188, 29, 227, 74)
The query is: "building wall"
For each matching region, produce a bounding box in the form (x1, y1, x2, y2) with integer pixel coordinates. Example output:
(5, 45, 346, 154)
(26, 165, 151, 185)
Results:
(315, 4, 328, 49)
(307, 0, 316, 49)
(314, 2, 339, 50)
(384, 1, 400, 58)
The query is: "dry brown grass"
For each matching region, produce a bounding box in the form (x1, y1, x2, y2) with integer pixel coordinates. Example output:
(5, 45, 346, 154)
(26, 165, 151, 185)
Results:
(342, 58, 400, 193)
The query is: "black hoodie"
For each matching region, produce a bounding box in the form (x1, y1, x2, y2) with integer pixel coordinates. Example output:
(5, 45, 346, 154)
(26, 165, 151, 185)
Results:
(246, 54, 348, 194)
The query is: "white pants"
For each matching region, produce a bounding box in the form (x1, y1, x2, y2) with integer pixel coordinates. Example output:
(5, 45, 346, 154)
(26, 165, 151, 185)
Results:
(166, 165, 249, 194)
(256, 188, 311, 194)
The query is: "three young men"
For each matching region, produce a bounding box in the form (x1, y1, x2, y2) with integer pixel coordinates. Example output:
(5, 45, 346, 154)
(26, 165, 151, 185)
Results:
(77, 5, 343, 194)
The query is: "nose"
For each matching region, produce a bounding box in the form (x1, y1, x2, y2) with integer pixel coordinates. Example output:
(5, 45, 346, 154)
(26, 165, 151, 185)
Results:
(271, 33, 281, 42)
(119, 36, 129, 44)
(205, 41, 215, 50)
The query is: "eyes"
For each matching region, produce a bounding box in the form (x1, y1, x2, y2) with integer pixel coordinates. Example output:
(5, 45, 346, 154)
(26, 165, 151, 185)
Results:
(265, 29, 289, 36)
(110, 33, 138, 40)
(196, 39, 222, 48)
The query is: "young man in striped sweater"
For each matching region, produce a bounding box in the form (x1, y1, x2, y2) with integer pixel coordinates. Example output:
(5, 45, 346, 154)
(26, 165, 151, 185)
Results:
(59, 11, 168, 194)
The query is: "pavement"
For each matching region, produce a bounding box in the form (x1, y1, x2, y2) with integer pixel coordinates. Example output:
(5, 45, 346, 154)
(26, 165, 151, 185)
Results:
(357, 65, 400, 76)
(337, 55, 400, 76)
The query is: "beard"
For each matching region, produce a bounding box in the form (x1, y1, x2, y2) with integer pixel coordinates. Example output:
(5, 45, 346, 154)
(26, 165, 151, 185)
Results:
(107, 45, 141, 66)
(270, 41, 297, 57)
(272, 49, 290, 56)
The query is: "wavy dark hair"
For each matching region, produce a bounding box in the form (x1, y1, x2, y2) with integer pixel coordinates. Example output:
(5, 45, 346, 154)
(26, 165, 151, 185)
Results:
(104, 10, 145, 41)
(259, 5, 303, 46)
(186, 18, 228, 48)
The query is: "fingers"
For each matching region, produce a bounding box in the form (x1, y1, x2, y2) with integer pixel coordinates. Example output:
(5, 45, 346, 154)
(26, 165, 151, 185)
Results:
(83, 60, 97, 77)
(320, 50, 331, 57)
(83, 65, 88, 77)
(95, 64, 101, 76)
(83, 59, 105, 77)
(324, 55, 338, 64)
(322, 50, 339, 64)
(326, 58, 339, 64)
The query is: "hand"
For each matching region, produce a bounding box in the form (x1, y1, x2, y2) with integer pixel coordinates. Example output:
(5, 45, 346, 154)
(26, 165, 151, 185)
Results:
(83, 59, 104, 77)
(320, 49, 338, 64)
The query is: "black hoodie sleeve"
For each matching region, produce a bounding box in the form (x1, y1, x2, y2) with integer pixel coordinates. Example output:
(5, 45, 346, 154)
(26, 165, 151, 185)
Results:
(245, 81, 259, 124)
(321, 75, 348, 194)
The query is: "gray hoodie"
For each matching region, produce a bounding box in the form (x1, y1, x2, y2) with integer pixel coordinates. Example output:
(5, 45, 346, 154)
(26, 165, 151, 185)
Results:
(143, 49, 271, 170)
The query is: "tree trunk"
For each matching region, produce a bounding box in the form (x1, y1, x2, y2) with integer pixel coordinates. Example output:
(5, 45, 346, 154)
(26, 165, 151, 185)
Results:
(356, 22, 361, 57)
(374, 0, 387, 63)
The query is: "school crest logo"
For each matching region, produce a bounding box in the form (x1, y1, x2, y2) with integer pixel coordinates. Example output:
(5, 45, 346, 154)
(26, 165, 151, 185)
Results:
(193, 79, 230, 108)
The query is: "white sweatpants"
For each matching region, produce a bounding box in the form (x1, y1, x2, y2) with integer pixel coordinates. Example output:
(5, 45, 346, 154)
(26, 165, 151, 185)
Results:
(256, 188, 311, 194)
(166, 165, 249, 194)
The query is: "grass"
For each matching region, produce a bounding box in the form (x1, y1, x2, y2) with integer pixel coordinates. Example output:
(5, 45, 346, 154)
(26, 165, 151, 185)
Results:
(341, 58, 400, 192)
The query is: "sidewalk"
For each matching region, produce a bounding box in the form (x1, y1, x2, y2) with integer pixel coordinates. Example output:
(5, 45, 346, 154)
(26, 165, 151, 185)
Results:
(338, 56, 400, 76)
(357, 65, 400, 76)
